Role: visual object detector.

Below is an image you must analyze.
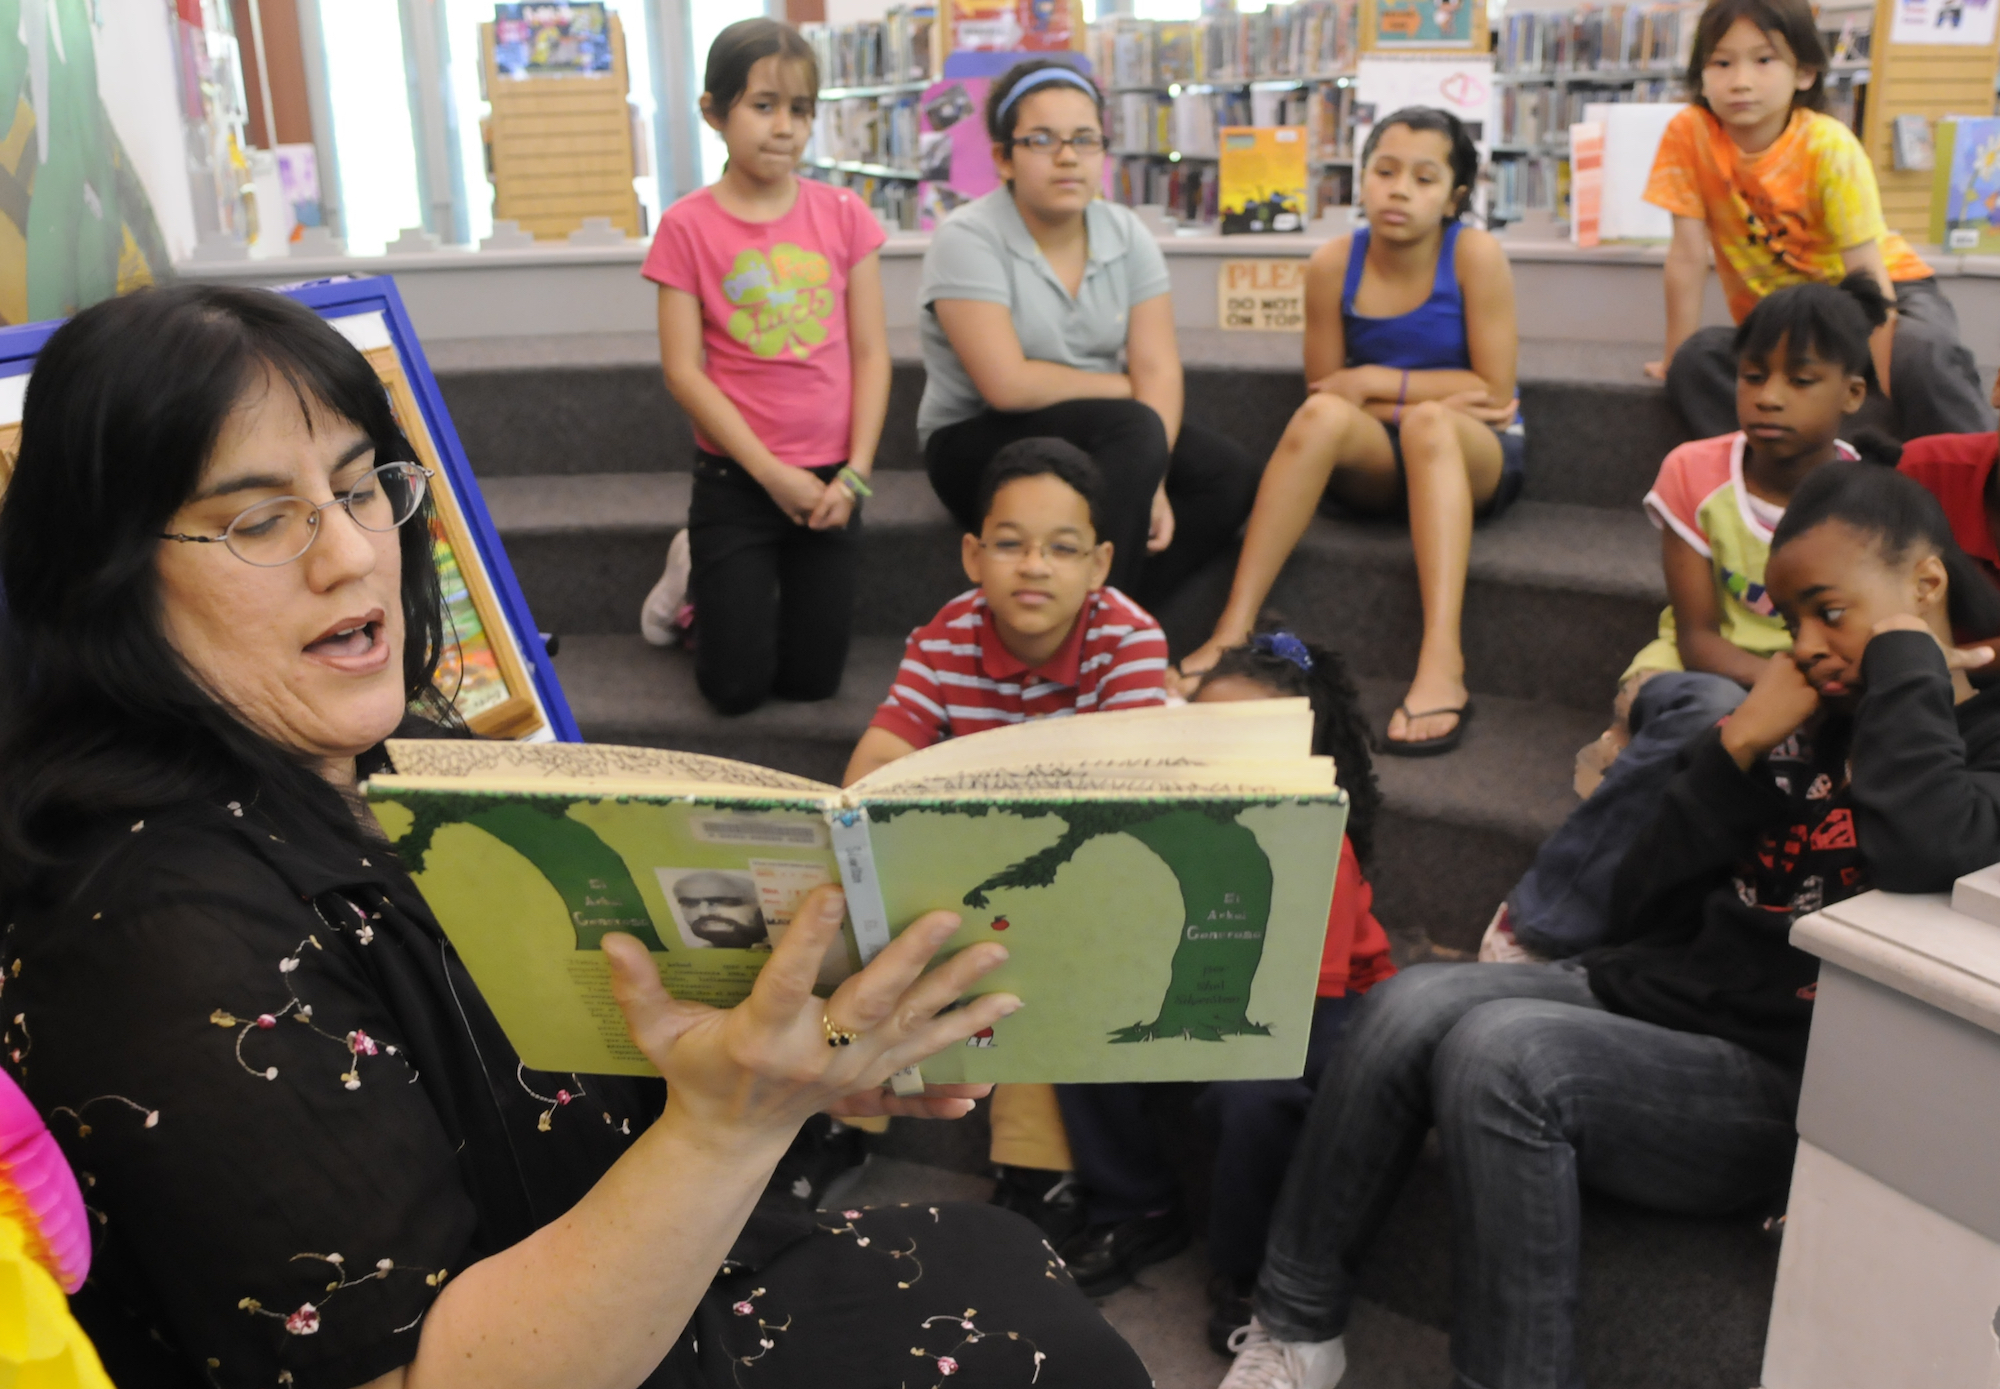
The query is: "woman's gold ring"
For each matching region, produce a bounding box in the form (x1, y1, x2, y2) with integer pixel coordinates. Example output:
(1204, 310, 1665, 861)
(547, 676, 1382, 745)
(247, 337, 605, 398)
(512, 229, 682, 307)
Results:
(823, 1011, 859, 1048)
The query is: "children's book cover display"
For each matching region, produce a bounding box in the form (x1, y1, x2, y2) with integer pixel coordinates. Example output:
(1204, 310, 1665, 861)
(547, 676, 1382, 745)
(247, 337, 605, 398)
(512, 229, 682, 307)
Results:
(1219, 126, 1309, 233)
(493, 3, 613, 77)
(0, 277, 578, 743)
(1931, 117, 2000, 253)
(363, 701, 1347, 1086)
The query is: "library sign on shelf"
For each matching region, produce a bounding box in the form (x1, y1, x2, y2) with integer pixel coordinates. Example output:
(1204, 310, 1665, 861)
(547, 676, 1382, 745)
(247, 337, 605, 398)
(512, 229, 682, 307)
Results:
(1219, 259, 1308, 331)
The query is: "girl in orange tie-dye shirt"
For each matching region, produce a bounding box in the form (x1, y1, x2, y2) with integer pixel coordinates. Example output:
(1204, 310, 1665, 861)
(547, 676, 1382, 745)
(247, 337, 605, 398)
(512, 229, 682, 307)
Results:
(1642, 0, 1991, 442)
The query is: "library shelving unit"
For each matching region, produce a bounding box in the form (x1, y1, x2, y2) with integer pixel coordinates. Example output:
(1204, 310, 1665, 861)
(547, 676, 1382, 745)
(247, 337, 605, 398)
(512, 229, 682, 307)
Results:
(801, 9, 937, 229)
(1088, 4, 1362, 225)
(1856, 0, 2000, 240)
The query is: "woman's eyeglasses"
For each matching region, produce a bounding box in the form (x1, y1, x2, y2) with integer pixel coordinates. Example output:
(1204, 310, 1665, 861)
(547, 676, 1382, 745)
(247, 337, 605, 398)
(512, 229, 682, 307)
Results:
(160, 462, 434, 567)
(1011, 130, 1106, 155)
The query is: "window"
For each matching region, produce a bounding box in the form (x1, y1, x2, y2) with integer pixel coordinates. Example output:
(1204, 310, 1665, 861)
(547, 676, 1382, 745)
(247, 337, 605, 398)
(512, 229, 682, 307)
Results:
(319, 0, 423, 254)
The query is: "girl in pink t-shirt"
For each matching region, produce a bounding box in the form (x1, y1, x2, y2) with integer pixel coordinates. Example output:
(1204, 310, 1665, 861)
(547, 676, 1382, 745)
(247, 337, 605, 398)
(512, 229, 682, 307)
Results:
(639, 18, 889, 714)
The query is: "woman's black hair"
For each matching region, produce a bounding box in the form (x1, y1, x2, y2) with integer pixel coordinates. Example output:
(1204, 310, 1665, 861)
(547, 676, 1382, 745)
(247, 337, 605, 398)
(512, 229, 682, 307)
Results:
(0, 284, 454, 906)
(1770, 460, 2000, 639)
(974, 437, 1106, 537)
(1196, 634, 1381, 867)
(1687, 0, 1828, 115)
(984, 58, 1106, 147)
(1359, 107, 1479, 220)
(1734, 272, 1889, 377)
(704, 17, 819, 118)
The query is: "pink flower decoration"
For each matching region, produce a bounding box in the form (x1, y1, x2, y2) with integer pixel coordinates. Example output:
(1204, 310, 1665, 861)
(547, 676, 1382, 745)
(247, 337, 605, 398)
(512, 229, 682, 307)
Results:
(556, 1089, 571, 1105)
(256, 1014, 276, 1029)
(842, 1210, 862, 1220)
(285, 1303, 321, 1335)
(733, 1300, 755, 1316)
(937, 1356, 959, 1375)
(347, 1030, 379, 1057)
(0, 1068, 91, 1293)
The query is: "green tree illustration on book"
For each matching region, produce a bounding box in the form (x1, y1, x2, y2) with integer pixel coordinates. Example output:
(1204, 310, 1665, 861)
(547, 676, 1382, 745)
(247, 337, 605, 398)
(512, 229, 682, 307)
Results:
(394, 794, 668, 951)
(961, 803, 1276, 1044)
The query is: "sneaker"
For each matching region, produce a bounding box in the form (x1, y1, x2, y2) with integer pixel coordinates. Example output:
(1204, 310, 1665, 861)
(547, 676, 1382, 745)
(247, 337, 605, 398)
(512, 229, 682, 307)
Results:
(640, 530, 692, 647)
(1219, 1319, 1347, 1389)
(989, 1165, 1088, 1249)
(1060, 1207, 1192, 1298)
(1207, 1273, 1256, 1356)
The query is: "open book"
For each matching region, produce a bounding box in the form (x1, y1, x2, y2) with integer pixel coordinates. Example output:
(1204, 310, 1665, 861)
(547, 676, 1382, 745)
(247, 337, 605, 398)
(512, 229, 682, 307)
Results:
(363, 700, 1347, 1085)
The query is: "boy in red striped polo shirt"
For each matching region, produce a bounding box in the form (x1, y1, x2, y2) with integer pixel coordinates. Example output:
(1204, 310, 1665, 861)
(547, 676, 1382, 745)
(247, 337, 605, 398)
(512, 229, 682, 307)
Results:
(842, 438, 1170, 784)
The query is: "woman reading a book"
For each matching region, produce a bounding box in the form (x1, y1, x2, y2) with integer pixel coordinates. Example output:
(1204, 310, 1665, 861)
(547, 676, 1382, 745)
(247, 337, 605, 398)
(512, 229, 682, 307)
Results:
(0, 285, 1152, 1389)
(917, 58, 1262, 610)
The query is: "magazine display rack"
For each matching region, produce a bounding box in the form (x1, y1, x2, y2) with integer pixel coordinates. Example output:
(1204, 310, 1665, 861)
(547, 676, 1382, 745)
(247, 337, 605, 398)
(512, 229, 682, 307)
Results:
(1860, 0, 2000, 240)
(480, 12, 641, 241)
(0, 277, 580, 743)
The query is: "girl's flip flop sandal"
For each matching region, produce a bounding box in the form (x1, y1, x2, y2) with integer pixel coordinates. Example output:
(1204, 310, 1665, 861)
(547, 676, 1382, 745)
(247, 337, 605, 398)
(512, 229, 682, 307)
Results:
(1380, 700, 1475, 757)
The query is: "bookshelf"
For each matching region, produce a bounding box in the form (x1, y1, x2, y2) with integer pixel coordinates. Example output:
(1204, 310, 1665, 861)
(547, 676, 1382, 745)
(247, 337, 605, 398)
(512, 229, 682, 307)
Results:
(801, 9, 938, 229)
(1089, 4, 1362, 224)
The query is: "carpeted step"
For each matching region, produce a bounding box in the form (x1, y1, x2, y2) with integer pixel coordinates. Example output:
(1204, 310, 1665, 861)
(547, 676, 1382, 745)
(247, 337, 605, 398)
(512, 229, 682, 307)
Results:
(545, 632, 1603, 950)
(486, 473, 1666, 714)
(437, 359, 1687, 512)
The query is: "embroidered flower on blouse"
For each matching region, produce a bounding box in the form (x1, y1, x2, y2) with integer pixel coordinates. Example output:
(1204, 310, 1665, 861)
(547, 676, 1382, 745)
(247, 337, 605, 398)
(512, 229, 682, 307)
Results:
(937, 1356, 958, 1375)
(733, 1300, 755, 1316)
(284, 1304, 321, 1336)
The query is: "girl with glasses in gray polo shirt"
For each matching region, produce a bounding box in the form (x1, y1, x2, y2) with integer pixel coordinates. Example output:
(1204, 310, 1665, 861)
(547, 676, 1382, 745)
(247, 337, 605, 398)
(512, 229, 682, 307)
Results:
(916, 60, 1262, 616)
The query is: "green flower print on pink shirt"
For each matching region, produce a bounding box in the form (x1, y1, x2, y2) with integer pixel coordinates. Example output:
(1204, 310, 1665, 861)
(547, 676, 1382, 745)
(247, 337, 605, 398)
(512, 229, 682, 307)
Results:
(722, 243, 835, 359)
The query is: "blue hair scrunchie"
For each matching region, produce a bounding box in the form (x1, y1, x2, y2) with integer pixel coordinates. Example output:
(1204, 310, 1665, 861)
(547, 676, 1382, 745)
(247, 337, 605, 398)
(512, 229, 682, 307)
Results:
(995, 66, 1100, 124)
(1251, 631, 1315, 673)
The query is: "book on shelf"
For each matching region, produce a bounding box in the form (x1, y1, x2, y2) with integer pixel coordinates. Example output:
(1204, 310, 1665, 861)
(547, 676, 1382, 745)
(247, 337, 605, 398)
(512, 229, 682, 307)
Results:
(1893, 113, 1935, 172)
(1219, 126, 1309, 233)
(803, 6, 935, 89)
(810, 93, 922, 171)
(363, 701, 1346, 1086)
(1089, 3, 1357, 87)
(1932, 117, 2000, 255)
(1496, 2, 1702, 76)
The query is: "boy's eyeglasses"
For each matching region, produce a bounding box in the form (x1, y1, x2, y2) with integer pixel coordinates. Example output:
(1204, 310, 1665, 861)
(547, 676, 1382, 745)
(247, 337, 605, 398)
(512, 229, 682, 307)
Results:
(980, 537, 1095, 565)
(1011, 130, 1106, 155)
(160, 462, 434, 567)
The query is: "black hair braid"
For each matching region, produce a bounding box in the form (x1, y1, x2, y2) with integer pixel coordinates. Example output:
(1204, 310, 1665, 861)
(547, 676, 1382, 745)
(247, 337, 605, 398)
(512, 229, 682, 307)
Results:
(1198, 637, 1381, 866)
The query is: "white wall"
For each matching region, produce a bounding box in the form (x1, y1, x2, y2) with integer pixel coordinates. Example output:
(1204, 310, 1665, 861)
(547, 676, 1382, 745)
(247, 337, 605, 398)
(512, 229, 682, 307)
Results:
(92, 0, 198, 261)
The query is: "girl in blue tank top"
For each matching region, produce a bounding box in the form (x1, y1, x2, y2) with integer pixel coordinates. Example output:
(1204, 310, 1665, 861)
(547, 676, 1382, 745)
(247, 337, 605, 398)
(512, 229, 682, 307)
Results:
(1181, 107, 1523, 755)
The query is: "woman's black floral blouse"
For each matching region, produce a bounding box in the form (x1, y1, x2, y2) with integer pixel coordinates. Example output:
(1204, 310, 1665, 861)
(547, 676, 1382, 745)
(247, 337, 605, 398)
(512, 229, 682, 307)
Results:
(0, 794, 814, 1389)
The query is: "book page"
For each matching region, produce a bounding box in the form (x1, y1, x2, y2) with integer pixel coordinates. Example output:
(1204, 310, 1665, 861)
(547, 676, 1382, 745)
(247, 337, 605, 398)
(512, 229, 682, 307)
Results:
(856, 757, 1337, 802)
(386, 738, 835, 794)
(852, 699, 1314, 793)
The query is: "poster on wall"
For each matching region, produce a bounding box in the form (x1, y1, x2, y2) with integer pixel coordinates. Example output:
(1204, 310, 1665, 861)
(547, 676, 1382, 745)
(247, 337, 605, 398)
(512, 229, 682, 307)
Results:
(1889, 0, 1998, 47)
(1353, 56, 1494, 153)
(0, 0, 176, 324)
(1371, 0, 1480, 49)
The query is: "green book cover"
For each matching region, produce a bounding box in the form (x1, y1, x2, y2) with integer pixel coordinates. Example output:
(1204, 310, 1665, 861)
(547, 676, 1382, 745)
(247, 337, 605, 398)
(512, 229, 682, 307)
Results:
(363, 702, 1345, 1085)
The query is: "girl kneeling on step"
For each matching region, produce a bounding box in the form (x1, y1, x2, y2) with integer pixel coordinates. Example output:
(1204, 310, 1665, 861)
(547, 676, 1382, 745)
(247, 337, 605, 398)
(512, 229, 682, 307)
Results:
(638, 18, 889, 715)
(1179, 107, 1522, 756)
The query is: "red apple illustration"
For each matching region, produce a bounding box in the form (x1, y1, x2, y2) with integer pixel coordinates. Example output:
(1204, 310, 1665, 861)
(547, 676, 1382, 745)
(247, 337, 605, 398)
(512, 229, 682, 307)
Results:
(990, 916, 1010, 931)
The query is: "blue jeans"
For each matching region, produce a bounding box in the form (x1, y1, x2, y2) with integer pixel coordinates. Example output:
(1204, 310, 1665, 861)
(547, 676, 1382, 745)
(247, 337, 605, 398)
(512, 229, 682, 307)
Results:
(1057, 996, 1352, 1273)
(1506, 671, 1746, 957)
(1253, 963, 1799, 1389)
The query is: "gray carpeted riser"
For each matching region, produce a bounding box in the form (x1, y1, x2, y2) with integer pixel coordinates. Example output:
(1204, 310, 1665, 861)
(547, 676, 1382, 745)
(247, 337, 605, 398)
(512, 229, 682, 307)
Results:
(1368, 808, 1534, 954)
(438, 361, 1687, 512)
(506, 520, 1658, 712)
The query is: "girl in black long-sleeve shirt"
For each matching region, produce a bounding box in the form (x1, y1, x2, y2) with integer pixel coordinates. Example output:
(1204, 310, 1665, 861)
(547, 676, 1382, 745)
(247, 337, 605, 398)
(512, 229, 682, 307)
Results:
(1220, 460, 2000, 1389)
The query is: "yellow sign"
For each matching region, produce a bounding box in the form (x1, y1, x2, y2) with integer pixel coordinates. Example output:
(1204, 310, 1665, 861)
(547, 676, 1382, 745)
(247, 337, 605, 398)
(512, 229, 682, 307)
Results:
(1218, 259, 1309, 331)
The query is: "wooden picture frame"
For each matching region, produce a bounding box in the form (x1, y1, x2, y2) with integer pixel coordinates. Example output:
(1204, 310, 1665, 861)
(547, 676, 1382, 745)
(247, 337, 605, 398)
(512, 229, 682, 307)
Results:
(365, 346, 546, 740)
(0, 277, 579, 743)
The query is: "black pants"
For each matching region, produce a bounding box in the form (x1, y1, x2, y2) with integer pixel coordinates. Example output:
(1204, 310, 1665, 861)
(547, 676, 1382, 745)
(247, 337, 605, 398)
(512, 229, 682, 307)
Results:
(688, 452, 860, 716)
(925, 400, 1262, 608)
(1667, 276, 1994, 440)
